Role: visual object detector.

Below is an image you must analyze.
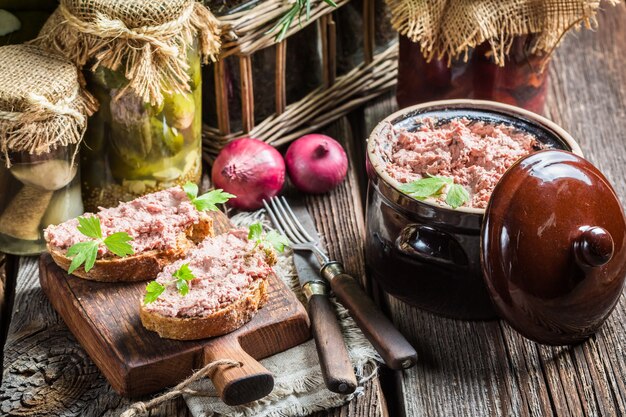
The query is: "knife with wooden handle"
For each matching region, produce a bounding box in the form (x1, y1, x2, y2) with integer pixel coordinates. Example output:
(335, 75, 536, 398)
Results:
(294, 250, 357, 394)
(290, 203, 418, 371)
(321, 262, 417, 370)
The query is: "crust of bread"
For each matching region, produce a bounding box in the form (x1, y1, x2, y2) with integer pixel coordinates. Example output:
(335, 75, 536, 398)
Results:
(139, 278, 269, 340)
(48, 214, 213, 282)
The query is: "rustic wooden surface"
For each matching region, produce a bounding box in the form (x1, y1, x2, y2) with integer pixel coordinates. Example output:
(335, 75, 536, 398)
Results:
(360, 7, 626, 417)
(1, 5, 623, 417)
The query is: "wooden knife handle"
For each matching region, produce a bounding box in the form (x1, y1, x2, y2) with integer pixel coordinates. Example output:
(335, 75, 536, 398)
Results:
(204, 342, 274, 406)
(323, 263, 418, 370)
(307, 292, 357, 394)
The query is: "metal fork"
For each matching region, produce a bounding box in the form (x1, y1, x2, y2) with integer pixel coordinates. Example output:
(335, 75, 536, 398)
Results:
(263, 196, 329, 264)
(263, 196, 418, 371)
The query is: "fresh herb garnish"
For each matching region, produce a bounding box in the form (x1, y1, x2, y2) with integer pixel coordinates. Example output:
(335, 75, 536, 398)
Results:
(268, 0, 338, 41)
(445, 184, 471, 209)
(66, 216, 134, 274)
(248, 223, 290, 253)
(144, 281, 165, 304)
(400, 176, 470, 209)
(183, 182, 235, 212)
(143, 263, 196, 304)
(173, 263, 195, 296)
(399, 176, 452, 199)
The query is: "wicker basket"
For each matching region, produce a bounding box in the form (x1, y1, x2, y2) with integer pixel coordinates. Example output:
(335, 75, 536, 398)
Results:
(202, 0, 398, 160)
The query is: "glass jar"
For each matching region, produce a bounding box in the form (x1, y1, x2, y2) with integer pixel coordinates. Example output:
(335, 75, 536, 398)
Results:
(81, 45, 203, 211)
(397, 35, 550, 114)
(0, 145, 83, 255)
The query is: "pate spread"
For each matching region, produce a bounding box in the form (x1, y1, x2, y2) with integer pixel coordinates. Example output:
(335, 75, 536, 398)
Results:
(142, 229, 272, 318)
(375, 117, 540, 208)
(44, 187, 201, 256)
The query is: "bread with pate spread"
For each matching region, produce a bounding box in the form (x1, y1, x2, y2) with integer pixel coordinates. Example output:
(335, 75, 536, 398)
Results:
(140, 229, 276, 340)
(44, 187, 213, 282)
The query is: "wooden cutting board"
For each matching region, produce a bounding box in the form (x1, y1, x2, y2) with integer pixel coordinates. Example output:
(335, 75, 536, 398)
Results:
(38, 211, 310, 405)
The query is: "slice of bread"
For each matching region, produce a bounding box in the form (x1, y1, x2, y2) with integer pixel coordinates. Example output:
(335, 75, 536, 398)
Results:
(140, 229, 276, 340)
(47, 215, 213, 282)
(140, 278, 268, 340)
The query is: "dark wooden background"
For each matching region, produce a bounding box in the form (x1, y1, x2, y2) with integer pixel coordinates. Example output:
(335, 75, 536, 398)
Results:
(1, 4, 625, 417)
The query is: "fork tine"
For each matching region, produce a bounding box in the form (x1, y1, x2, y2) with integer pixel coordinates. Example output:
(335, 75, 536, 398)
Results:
(262, 200, 287, 236)
(271, 197, 311, 244)
(279, 196, 317, 242)
(266, 198, 305, 244)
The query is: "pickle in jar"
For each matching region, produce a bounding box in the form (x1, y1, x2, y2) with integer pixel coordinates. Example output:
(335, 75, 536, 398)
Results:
(162, 92, 195, 130)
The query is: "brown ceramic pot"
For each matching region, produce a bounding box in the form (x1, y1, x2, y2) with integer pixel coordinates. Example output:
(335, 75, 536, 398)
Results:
(365, 100, 584, 320)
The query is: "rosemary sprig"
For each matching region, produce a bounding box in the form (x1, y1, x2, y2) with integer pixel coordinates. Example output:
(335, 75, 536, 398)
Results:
(268, 0, 338, 42)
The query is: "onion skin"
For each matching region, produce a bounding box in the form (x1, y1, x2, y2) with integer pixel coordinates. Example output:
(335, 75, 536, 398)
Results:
(285, 134, 348, 194)
(211, 138, 285, 210)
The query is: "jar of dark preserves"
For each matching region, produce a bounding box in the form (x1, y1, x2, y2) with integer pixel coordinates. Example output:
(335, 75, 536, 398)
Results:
(397, 35, 550, 114)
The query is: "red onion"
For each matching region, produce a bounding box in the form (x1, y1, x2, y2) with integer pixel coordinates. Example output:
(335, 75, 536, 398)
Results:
(211, 138, 285, 210)
(285, 134, 348, 194)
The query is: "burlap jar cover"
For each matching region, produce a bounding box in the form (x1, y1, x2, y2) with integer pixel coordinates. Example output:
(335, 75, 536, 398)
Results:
(0, 44, 97, 247)
(0, 44, 97, 165)
(385, 0, 621, 64)
(36, 0, 221, 105)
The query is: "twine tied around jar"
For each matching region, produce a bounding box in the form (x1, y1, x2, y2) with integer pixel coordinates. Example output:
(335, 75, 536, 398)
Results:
(0, 44, 98, 167)
(37, 0, 221, 106)
(120, 359, 242, 417)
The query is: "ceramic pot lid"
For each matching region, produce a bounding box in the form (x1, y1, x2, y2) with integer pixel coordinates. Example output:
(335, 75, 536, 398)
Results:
(481, 150, 626, 345)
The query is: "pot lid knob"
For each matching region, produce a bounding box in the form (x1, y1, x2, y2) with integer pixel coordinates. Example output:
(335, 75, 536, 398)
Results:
(482, 150, 626, 345)
(574, 226, 614, 268)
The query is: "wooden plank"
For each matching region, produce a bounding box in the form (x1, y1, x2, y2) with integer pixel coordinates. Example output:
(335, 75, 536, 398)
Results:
(304, 118, 387, 417)
(362, 7, 626, 417)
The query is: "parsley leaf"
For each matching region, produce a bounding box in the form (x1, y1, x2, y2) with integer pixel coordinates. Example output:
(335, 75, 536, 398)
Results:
(144, 281, 165, 304)
(445, 184, 470, 209)
(104, 232, 134, 257)
(399, 176, 452, 199)
(265, 230, 290, 253)
(65, 216, 134, 275)
(248, 223, 263, 242)
(400, 176, 470, 209)
(182, 182, 235, 212)
(183, 182, 199, 200)
(67, 241, 99, 274)
(144, 263, 195, 303)
(76, 216, 102, 239)
(248, 223, 290, 253)
(173, 263, 195, 296)
(193, 189, 236, 212)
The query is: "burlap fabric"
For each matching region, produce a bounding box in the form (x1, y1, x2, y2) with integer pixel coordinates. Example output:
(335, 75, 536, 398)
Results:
(0, 44, 98, 166)
(37, 0, 220, 105)
(386, 0, 622, 65)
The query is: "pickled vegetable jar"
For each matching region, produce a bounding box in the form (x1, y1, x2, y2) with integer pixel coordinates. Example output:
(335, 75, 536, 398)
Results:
(0, 147, 83, 254)
(82, 45, 203, 211)
(36, 0, 222, 210)
(397, 35, 550, 114)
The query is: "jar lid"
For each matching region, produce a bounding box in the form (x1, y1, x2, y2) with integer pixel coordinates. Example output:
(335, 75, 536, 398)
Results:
(0, 44, 97, 162)
(0, 44, 79, 113)
(481, 150, 626, 345)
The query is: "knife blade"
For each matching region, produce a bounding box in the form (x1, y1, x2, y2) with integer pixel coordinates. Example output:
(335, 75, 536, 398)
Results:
(290, 202, 357, 395)
(290, 203, 418, 371)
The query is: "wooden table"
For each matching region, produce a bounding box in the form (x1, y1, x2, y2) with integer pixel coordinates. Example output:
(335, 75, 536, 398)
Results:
(1, 5, 624, 417)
